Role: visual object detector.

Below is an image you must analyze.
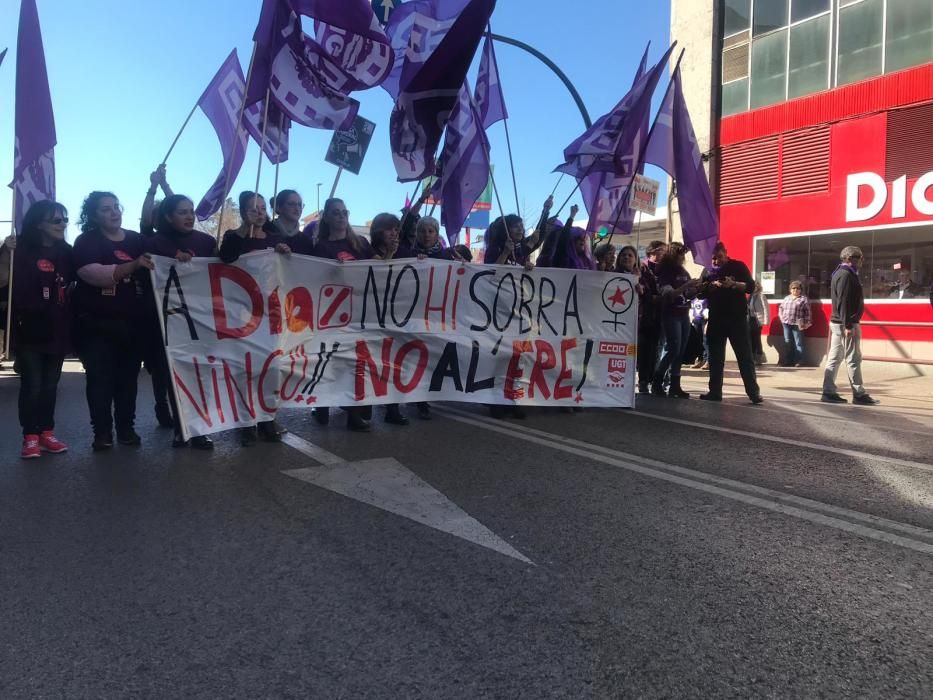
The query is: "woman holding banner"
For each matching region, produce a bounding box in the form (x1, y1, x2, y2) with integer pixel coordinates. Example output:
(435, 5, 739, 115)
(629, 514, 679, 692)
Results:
(12, 201, 74, 459)
(269, 190, 315, 255)
(312, 198, 374, 432)
(73, 192, 153, 451)
(219, 191, 288, 446)
(146, 195, 217, 450)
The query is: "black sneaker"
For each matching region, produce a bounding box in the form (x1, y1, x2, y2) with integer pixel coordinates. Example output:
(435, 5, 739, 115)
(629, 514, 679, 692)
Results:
(154, 402, 174, 429)
(92, 433, 114, 451)
(117, 430, 142, 446)
(172, 432, 188, 448)
(258, 420, 285, 442)
(190, 435, 214, 450)
(821, 393, 847, 404)
(384, 406, 410, 426)
(853, 394, 880, 406)
(749, 395, 764, 405)
(699, 393, 722, 402)
(347, 412, 371, 432)
(417, 402, 432, 420)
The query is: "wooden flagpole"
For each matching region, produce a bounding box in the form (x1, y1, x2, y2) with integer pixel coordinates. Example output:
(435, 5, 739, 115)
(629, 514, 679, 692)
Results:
(272, 109, 284, 209)
(487, 27, 521, 219)
(161, 98, 201, 166)
(217, 45, 257, 237)
(251, 87, 273, 235)
(328, 167, 343, 199)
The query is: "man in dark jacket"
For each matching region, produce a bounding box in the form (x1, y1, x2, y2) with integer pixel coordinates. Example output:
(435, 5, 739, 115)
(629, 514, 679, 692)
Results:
(822, 246, 878, 405)
(637, 240, 666, 394)
(698, 242, 762, 404)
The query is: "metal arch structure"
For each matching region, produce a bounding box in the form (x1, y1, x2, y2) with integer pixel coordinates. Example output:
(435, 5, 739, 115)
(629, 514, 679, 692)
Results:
(488, 32, 592, 128)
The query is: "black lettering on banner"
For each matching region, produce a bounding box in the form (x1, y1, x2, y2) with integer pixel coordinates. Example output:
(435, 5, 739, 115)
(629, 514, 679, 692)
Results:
(466, 340, 495, 392)
(492, 272, 517, 332)
(469, 270, 495, 331)
(562, 275, 583, 336)
(390, 264, 419, 327)
(518, 274, 535, 335)
(302, 341, 341, 395)
(537, 277, 558, 335)
(162, 265, 198, 343)
(575, 339, 595, 391)
(429, 342, 464, 392)
(361, 265, 391, 329)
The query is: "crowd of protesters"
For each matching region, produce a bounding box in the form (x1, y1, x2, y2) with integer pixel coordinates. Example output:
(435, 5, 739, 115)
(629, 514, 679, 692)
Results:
(1, 174, 883, 460)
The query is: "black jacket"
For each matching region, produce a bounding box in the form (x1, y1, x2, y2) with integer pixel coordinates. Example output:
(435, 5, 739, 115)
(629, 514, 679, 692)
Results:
(830, 266, 864, 329)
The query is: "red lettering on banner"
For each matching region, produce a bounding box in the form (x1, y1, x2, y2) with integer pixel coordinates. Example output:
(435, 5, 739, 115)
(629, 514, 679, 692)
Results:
(209, 263, 264, 340)
(319, 285, 353, 329)
(222, 353, 255, 422)
(504, 340, 533, 400)
(554, 339, 578, 400)
(268, 288, 282, 336)
(528, 340, 557, 400)
(280, 346, 309, 401)
(424, 266, 452, 331)
(208, 356, 225, 424)
(598, 341, 629, 356)
(258, 349, 283, 413)
(354, 339, 392, 400)
(173, 358, 213, 427)
(451, 266, 466, 330)
(285, 287, 314, 333)
(393, 340, 429, 393)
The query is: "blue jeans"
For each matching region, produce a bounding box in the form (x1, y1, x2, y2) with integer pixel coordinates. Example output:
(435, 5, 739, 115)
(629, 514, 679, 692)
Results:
(654, 314, 690, 383)
(782, 323, 804, 365)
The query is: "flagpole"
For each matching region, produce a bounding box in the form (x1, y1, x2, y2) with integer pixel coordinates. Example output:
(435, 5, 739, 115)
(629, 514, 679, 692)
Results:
(272, 109, 284, 208)
(217, 44, 257, 236)
(161, 98, 201, 166)
(487, 27, 521, 219)
(606, 48, 685, 239)
(3, 193, 16, 361)
(549, 173, 565, 198)
(328, 167, 343, 199)
(251, 87, 273, 233)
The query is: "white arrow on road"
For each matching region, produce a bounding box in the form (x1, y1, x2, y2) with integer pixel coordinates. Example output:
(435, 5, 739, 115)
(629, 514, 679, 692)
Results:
(282, 432, 533, 564)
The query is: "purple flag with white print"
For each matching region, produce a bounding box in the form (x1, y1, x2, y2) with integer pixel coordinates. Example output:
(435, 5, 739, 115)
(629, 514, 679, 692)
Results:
(580, 44, 651, 233)
(195, 50, 249, 220)
(474, 35, 507, 130)
(388, 0, 496, 182)
(9, 0, 56, 234)
(243, 99, 290, 164)
(645, 66, 719, 266)
(431, 82, 490, 246)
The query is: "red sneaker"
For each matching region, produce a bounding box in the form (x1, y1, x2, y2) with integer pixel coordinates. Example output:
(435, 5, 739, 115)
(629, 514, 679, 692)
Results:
(39, 431, 68, 454)
(21, 435, 41, 460)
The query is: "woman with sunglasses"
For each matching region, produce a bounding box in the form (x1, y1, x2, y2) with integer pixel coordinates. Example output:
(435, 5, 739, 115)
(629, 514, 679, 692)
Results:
(12, 201, 74, 459)
(312, 198, 374, 431)
(73, 191, 154, 451)
(219, 191, 288, 445)
(145, 194, 217, 450)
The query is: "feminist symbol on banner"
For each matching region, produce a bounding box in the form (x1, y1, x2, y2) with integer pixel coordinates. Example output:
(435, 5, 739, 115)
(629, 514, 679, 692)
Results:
(601, 277, 635, 331)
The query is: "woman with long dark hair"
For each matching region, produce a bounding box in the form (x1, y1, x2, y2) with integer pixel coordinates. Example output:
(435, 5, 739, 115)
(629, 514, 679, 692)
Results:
(652, 242, 699, 398)
(312, 198, 374, 431)
(269, 189, 314, 255)
(145, 194, 217, 449)
(73, 191, 154, 451)
(218, 191, 288, 445)
(12, 201, 74, 459)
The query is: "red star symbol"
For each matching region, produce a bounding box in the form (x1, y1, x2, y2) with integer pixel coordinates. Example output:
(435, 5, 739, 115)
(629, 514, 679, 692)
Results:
(575, 392, 584, 404)
(305, 396, 317, 405)
(608, 286, 628, 307)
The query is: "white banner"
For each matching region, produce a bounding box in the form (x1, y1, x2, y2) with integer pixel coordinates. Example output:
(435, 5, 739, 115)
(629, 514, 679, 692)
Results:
(151, 252, 638, 438)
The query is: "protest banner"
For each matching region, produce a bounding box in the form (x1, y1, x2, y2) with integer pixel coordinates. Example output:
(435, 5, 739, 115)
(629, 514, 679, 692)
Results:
(151, 252, 638, 439)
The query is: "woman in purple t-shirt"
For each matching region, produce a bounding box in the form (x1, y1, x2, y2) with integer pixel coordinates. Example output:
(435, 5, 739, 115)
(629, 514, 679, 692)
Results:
(73, 191, 154, 451)
(12, 201, 75, 459)
(311, 198, 374, 432)
(145, 195, 217, 451)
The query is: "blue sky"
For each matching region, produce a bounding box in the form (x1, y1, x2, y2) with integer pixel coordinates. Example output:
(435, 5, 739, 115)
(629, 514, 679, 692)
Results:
(1, 0, 672, 240)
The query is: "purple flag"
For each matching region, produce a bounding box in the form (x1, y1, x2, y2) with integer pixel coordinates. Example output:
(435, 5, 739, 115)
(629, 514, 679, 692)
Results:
(195, 50, 249, 220)
(556, 43, 674, 180)
(388, 0, 496, 182)
(474, 35, 507, 130)
(431, 82, 490, 246)
(247, 0, 393, 131)
(580, 44, 651, 233)
(645, 66, 719, 266)
(9, 0, 56, 234)
(243, 99, 290, 164)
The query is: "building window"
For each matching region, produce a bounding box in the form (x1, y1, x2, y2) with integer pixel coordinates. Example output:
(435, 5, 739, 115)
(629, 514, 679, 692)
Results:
(722, 78, 750, 115)
(724, 0, 752, 36)
(757, 226, 933, 301)
(792, 0, 831, 22)
(753, 0, 789, 35)
(836, 0, 884, 86)
(750, 29, 788, 108)
(788, 14, 831, 98)
(885, 0, 933, 74)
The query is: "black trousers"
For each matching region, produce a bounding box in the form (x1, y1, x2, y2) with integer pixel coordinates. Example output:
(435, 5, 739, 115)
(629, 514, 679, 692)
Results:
(79, 327, 142, 437)
(707, 318, 760, 399)
(18, 349, 65, 436)
(637, 321, 661, 388)
(749, 319, 764, 357)
(144, 324, 171, 408)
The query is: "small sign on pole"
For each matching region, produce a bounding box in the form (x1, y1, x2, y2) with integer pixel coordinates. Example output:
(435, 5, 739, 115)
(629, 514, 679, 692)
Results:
(629, 174, 661, 216)
(325, 115, 376, 176)
(372, 0, 396, 25)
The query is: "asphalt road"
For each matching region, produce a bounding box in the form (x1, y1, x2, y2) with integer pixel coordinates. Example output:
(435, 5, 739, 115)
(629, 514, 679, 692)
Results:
(1, 363, 931, 698)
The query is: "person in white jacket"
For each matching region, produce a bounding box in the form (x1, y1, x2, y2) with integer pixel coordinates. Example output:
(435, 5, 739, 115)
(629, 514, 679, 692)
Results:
(748, 281, 770, 366)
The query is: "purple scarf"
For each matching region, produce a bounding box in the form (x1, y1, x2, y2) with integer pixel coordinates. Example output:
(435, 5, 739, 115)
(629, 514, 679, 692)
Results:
(834, 263, 862, 287)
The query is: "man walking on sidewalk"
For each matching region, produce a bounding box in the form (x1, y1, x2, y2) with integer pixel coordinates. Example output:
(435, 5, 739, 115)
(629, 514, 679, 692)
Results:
(822, 246, 879, 405)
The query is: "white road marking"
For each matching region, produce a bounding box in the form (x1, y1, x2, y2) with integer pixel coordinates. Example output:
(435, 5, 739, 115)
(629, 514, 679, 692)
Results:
(625, 410, 933, 473)
(435, 406, 933, 556)
(281, 433, 533, 565)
